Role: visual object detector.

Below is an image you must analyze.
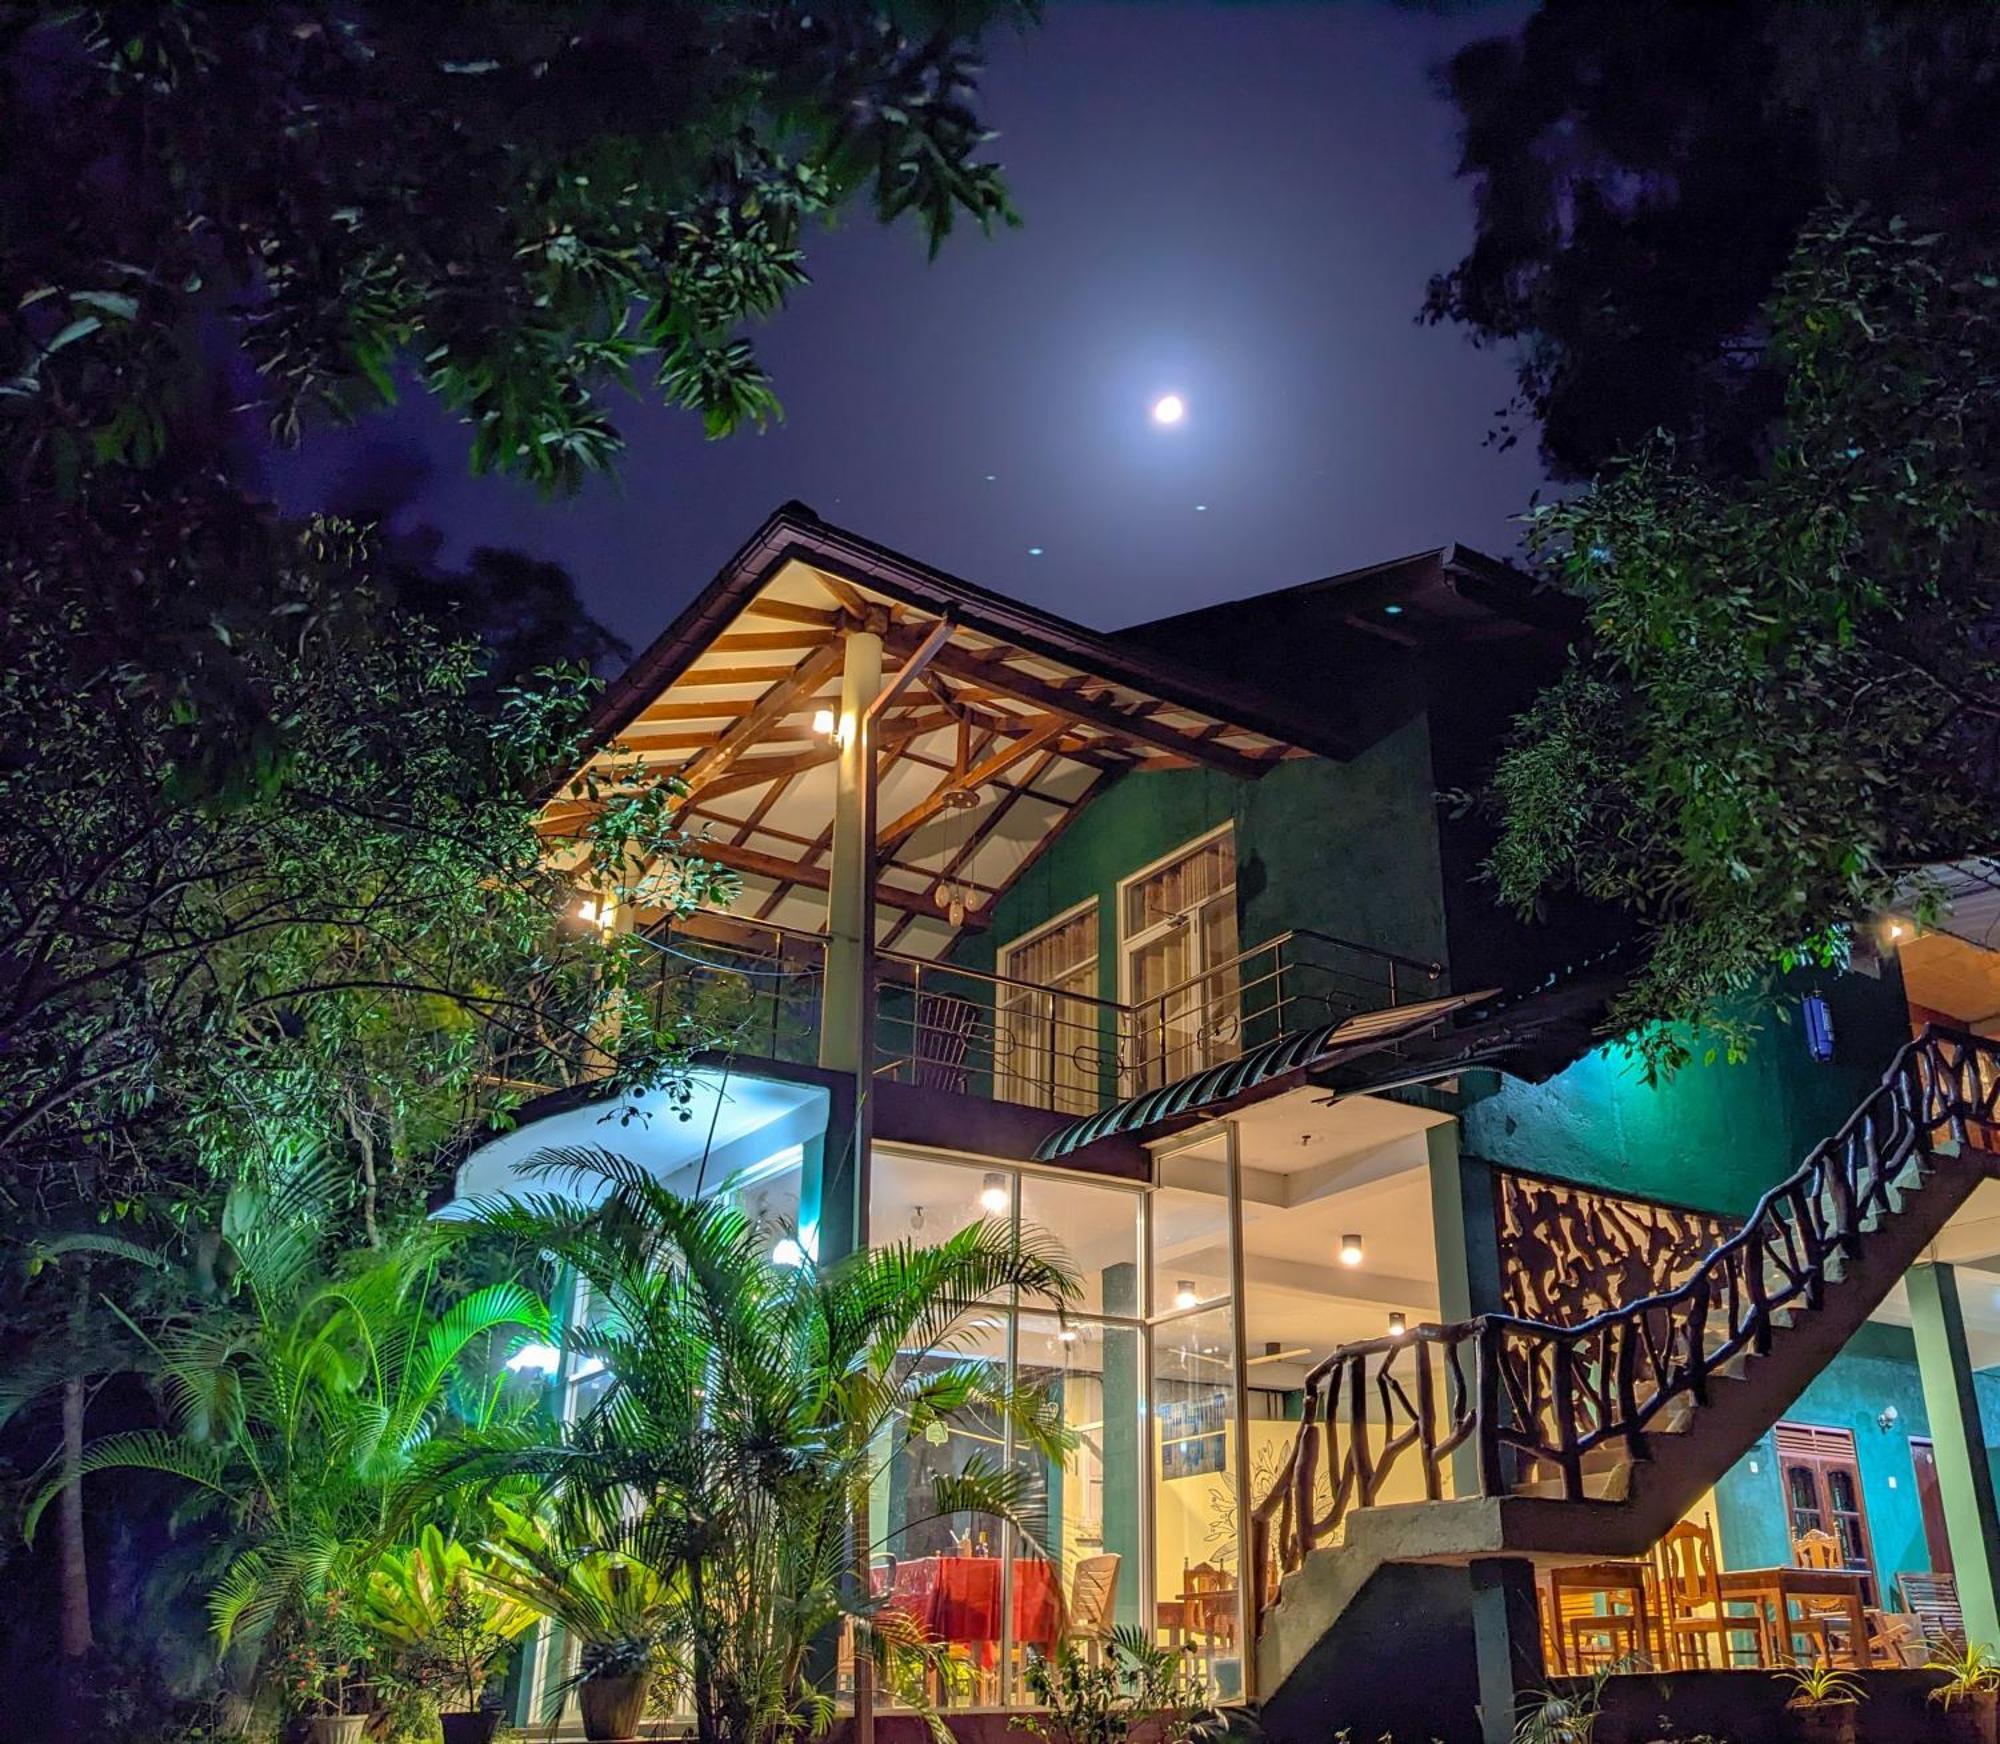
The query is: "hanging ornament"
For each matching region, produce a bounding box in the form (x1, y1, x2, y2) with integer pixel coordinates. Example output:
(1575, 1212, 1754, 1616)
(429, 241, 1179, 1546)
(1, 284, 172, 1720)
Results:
(931, 786, 982, 926)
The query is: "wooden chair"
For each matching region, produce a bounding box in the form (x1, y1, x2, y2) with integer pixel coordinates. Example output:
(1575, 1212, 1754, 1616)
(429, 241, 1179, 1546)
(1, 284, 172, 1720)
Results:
(1900, 1571, 1966, 1650)
(1655, 1522, 1767, 1670)
(1547, 1562, 1652, 1674)
(1062, 1554, 1119, 1666)
(1790, 1529, 1867, 1665)
(913, 991, 981, 1094)
(1180, 1559, 1237, 1652)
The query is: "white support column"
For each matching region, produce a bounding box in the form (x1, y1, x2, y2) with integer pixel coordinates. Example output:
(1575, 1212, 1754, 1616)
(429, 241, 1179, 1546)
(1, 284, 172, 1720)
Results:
(819, 627, 881, 1080)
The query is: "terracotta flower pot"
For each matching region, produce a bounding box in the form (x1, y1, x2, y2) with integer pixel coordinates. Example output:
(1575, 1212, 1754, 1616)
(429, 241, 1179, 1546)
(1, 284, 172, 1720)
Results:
(439, 1712, 502, 1744)
(306, 1717, 370, 1744)
(1932, 1687, 2000, 1744)
(578, 1672, 650, 1742)
(1788, 1704, 1857, 1744)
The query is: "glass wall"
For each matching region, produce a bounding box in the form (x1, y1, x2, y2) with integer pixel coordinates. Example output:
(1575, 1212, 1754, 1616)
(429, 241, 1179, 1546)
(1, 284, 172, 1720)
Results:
(867, 1146, 1147, 1709)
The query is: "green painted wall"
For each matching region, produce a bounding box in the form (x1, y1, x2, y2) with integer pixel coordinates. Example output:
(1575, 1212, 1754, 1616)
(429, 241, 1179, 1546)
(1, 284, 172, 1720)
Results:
(957, 718, 1449, 990)
(1460, 966, 1912, 1218)
(1711, 1321, 2000, 1605)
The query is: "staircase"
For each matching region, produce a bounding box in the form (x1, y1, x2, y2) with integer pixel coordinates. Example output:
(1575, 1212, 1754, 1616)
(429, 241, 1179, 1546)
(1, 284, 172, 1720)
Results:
(1251, 1025, 2000, 1708)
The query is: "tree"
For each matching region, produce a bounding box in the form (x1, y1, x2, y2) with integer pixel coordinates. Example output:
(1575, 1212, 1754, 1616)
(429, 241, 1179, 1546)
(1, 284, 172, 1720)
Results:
(1423, 1, 2000, 479)
(440, 1152, 1079, 1744)
(25, 1187, 550, 1714)
(1487, 213, 2000, 1069)
(2, 1, 1034, 494)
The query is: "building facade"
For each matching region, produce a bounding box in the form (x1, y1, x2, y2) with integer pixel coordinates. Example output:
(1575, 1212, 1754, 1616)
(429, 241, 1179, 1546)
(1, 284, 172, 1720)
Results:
(456, 506, 2000, 1743)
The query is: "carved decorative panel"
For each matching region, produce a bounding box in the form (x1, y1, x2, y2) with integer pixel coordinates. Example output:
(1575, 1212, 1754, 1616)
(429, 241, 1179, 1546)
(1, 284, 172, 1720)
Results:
(1494, 1172, 1740, 1325)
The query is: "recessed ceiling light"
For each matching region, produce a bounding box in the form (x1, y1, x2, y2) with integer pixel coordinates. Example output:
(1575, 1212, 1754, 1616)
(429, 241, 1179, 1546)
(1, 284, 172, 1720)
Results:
(1339, 1234, 1364, 1267)
(1387, 1312, 1407, 1337)
(1174, 1279, 1199, 1311)
(979, 1172, 1010, 1214)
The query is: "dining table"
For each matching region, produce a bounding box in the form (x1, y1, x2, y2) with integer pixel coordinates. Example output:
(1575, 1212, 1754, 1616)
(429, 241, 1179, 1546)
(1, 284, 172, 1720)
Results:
(1717, 1566, 1870, 1665)
(870, 1555, 1063, 1654)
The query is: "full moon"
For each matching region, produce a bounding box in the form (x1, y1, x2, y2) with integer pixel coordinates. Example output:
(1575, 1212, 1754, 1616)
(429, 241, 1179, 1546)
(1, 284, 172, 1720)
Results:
(1151, 392, 1186, 426)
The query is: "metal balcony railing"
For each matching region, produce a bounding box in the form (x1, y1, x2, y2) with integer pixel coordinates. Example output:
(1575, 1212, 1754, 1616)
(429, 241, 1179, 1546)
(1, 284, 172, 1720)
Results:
(638, 918, 1442, 1119)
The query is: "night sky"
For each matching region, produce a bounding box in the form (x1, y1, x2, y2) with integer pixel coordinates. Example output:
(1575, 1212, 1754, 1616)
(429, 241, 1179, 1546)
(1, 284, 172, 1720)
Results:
(263, 0, 1546, 657)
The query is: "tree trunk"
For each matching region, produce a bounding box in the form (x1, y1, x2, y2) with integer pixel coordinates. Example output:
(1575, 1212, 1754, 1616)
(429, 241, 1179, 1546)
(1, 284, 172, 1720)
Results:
(58, 1372, 92, 1661)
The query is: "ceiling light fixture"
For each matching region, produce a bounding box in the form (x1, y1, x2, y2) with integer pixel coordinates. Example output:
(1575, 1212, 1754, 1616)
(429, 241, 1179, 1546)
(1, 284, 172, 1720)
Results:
(979, 1172, 1010, 1215)
(1339, 1234, 1364, 1268)
(1175, 1279, 1199, 1311)
(811, 706, 838, 739)
(771, 1236, 805, 1268)
(1387, 1312, 1407, 1338)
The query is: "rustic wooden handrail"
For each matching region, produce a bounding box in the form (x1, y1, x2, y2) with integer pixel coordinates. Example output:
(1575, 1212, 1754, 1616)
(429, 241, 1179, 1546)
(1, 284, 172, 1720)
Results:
(1249, 1025, 2000, 1642)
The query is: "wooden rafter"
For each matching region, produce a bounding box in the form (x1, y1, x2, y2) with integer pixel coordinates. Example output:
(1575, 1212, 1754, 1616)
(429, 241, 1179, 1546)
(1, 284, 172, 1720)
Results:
(877, 714, 1070, 853)
(696, 841, 978, 924)
(884, 629, 1273, 779)
(743, 598, 843, 629)
(678, 637, 849, 796)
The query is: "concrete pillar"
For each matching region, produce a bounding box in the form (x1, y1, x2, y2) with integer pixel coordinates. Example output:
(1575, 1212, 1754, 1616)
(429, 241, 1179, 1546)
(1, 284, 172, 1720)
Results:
(1908, 1261, 2000, 1645)
(1428, 1126, 1505, 1495)
(1101, 1260, 1143, 1632)
(819, 628, 881, 1083)
(1468, 1558, 1543, 1744)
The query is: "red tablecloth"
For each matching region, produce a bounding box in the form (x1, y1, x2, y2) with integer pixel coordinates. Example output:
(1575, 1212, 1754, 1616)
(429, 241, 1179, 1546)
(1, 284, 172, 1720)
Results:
(871, 1557, 1061, 1649)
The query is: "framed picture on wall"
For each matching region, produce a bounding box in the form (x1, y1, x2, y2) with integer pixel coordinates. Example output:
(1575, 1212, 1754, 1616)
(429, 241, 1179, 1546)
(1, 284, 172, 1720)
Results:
(1160, 1395, 1227, 1480)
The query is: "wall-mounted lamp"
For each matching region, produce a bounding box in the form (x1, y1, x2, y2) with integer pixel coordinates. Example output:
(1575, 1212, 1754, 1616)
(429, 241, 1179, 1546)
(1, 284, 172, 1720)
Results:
(1802, 994, 1836, 1064)
(1387, 1312, 1407, 1338)
(1175, 1279, 1199, 1311)
(1882, 916, 1910, 946)
(979, 1172, 1010, 1214)
(1339, 1234, 1364, 1268)
(1877, 1404, 1900, 1433)
(811, 706, 837, 738)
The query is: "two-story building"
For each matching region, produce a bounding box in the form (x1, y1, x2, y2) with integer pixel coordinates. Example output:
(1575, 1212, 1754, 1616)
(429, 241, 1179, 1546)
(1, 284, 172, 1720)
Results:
(455, 505, 2000, 1744)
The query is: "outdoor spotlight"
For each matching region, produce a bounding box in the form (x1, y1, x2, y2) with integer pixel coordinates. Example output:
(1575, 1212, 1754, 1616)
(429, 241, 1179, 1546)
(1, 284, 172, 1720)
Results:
(771, 1236, 805, 1268)
(506, 1341, 562, 1377)
(1387, 1312, 1407, 1338)
(1175, 1279, 1199, 1311)
(812, 706, 837, 738)
(1877, 1404, 1900, 1432)
(979, 1172, 1010, 1214)
(1339, 1233, 1364, 1267)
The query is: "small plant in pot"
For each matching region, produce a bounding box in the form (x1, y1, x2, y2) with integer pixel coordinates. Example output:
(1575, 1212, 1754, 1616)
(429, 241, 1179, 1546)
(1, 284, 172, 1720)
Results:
(483, 1530, 668, 1743)
(1779, 1659, 1865, 1744)
(1927, 1641, 2000, 1744)
(275, 1588, 375, 1744)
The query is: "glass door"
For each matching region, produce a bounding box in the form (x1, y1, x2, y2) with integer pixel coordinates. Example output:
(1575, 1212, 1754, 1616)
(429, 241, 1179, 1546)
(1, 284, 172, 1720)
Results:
(1776, 1423, 1879, 1604)
(1122, 830, 1241, 1091)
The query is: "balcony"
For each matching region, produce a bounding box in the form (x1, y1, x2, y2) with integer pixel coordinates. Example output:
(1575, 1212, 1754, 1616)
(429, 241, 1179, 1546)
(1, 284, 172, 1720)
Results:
(639, 920, 1443, 1119)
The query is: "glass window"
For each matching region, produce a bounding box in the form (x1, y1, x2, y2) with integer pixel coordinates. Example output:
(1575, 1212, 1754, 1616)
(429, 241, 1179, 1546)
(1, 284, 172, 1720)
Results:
(998, 905, 1104, 1113)
(1020, 1168, 1143, 1319)
(1150, 1156, 1232, 1317)
(1123, 832, 1241, 1090)
(1152, 1303, 1243, 1701)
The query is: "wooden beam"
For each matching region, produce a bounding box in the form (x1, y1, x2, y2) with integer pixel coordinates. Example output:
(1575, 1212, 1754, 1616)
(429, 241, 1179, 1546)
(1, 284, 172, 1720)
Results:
(810, 569, 872, 618)
(669, 663, 817, 688)
(681, 709, 956, 809)
(877, 714, 1070, 852)
(679, 637, 850, 795)
(885, 630, 1273, 779)
(629, 698, 755, 722)
(867, 614, 955, 725)
(699, 839, 982, 926)
(709, 630, 826, 653)
(743, 598, 844, 629)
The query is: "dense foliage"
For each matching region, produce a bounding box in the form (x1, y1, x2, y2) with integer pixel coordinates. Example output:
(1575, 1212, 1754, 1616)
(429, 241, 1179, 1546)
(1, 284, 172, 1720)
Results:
(439, 1150, 1078, 1744)
(1424, 1, 2000, 479)
(2, 0, 1033, 493)
(1489, 213, 2000, 1067)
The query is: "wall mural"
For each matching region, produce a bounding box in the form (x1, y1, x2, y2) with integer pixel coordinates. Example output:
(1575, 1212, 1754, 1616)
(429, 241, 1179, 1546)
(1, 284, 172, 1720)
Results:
(1495, 1171, 1740, 1325)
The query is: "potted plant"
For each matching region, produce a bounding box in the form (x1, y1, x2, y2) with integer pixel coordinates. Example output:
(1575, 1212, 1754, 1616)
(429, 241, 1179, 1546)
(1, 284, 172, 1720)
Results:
(276, 1588, 374, 1744)
(362, 1527, 536, 1744)
(1779, 1660, 1865, 1744)
(1928, 1641, 2000, 1744)
(1018, 1628, 1212, 1744)
(483, 1529, 668, 1743)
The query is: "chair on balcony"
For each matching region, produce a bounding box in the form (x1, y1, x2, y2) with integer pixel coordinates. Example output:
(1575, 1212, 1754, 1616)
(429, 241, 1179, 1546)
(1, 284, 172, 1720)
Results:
(912, 991, 981, 1095)
(1654, 1524, 1767, 1671)
(1899, 1571, 1966, 1650)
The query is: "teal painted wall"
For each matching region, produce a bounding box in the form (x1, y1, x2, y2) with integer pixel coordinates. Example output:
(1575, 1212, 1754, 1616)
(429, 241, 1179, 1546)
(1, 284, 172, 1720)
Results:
(957, 718, 1449, 990)
(1460, 965, 1913, 1217)
(1711, 1322, 2000, 1605)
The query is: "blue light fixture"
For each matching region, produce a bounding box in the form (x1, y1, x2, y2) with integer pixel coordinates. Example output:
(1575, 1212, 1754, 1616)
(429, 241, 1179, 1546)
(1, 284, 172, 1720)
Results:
(1802, 993, 1836, 1063)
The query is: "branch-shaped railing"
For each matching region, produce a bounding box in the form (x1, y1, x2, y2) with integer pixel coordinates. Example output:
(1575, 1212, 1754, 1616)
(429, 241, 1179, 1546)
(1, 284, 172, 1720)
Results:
(1250, 1025, 2000, 1637)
